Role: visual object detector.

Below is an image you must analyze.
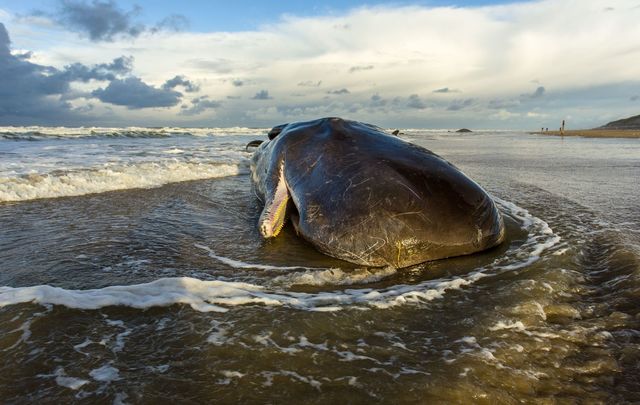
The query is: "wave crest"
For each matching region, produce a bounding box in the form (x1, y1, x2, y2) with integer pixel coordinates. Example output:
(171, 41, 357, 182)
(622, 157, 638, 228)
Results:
(0, 161, 247, 202)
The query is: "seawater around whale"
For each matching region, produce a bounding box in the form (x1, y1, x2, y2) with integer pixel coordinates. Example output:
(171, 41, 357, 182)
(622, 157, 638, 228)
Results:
(248, 117, 505, 268)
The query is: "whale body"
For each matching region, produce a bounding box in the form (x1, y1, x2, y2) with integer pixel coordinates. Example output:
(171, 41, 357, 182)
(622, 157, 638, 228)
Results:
(249, 117, 504, 268)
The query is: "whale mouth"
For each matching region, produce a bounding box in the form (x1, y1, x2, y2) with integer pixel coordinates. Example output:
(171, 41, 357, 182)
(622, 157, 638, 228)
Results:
(259, 161, 291, 238)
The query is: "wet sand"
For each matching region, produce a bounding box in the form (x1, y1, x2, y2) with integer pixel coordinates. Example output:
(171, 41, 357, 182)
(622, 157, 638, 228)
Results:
(531, 129, 640, 138)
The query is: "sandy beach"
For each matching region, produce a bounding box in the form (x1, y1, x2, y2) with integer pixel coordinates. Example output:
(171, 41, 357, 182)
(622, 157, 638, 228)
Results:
(2, 128, 640, 402)
(532, 129, 640, 138)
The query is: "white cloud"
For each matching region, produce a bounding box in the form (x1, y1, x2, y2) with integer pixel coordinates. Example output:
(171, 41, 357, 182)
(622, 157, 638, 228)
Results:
(492, 110, 520, 120)
(3, 0, 640, 128)
(527, 111, 547, 118)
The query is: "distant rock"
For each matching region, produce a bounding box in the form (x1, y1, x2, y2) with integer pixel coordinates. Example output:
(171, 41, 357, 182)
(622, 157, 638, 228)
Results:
(456, 128, 472, 133)
(597, 114, 640, 130)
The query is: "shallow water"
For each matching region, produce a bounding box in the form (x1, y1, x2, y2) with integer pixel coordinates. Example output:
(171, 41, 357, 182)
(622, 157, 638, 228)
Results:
(1, 128, 639, 403)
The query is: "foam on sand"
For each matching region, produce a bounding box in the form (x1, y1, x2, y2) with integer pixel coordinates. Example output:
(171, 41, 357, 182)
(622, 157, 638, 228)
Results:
(89, 364, 121, 383)
(0, 272, 490, 312)
(0, 278, 284, 313)
(0, 161, 247, 202)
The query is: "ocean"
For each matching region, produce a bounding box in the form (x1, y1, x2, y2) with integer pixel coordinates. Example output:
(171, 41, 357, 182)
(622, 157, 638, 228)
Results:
(1, 126, 639, 402)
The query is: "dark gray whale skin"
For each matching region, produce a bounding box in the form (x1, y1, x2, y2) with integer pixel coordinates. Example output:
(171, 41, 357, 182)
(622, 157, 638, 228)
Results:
(250, 117, 504, 268)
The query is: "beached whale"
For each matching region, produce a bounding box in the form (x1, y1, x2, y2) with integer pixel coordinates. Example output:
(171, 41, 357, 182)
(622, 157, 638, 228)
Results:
(248, 117, 504, 268)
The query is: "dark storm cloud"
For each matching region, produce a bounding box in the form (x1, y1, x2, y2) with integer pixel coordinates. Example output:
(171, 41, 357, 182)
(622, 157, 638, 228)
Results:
(1, 22, 131, 123)
(407, 94, 427, 109)
(162, 75, 199, 93)
(522, 86, 545, 99)
(0, 22, 73, 122)
(327, 88, 350, 95)
(180, 96, 221, 115)
(92, 77, 182, 109)
(33, 0, 188, 42)
(433, 87, 460, 93)
(348, 65, 374, 73)
(55, 55, 133, 82)
(369, 94, 387, 108)
(252, 90, 272, 100)
(1, 22, 199, 123)
(447, 98, 475, 111)
(0, 23, 10, 53)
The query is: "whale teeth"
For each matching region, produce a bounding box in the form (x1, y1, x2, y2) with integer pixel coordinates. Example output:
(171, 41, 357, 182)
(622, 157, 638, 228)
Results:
(271, 194, 289, 237)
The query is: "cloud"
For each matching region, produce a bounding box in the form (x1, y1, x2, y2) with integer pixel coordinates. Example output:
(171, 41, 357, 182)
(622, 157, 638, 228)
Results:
(33, 0, 188, 42)
(369, 93, 387, 107)
(232, 79, 244, 87)
(488, 98, 520, 110)
(92, 77, 182, 109)
(433, 87, 459, 93)
(151, 14, 189, 33)
(0, 22, 136, 123)
(630, 95, 639, 101)
(162, 75, 199, 93)
(0, 22, 10, 50)
(180, 96, 221, 115)
(327, 88, 350, 95)
(252, 90, 272, 100)
(187, 58, 236, 74)
(55, 55, 133, 83)
(349, 65, 374, 73)
(526, 111, 547, 118)
(447, 98, 475, 111)
(297, 80, 322, 87)
(491, 109, 520, 120)
(522, 86, 546, 99)
(407, 94, 427, 109)
(0, 21, 199, 122)
(6, 1, 640, 127)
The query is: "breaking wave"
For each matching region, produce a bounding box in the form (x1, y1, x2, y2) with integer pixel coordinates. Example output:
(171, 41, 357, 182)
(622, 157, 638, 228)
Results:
(0, 161, 248, 202)
(0, 126, 268, 141)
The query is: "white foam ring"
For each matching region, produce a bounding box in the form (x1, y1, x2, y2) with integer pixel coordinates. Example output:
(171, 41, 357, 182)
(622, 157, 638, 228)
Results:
(195, 243, 398, 286)
(194, 244, 320, 272)
(0, 162, 247, 202)
(0, 198, 560, 312)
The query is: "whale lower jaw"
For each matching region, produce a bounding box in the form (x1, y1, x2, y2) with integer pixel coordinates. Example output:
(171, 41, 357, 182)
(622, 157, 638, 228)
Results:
(258, 161, 290, 238)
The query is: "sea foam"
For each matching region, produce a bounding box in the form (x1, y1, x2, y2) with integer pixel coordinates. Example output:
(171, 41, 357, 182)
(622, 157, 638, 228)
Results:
(0, 162, 246, 202)
(0, 126, 268, 140)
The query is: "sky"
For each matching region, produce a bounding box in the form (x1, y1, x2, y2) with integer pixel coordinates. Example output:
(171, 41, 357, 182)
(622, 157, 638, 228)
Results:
(0, 0, 639, 129)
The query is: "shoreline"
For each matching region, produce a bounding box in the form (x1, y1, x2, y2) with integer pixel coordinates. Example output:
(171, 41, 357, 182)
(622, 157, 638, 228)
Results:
(529, 129, 640, 139)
